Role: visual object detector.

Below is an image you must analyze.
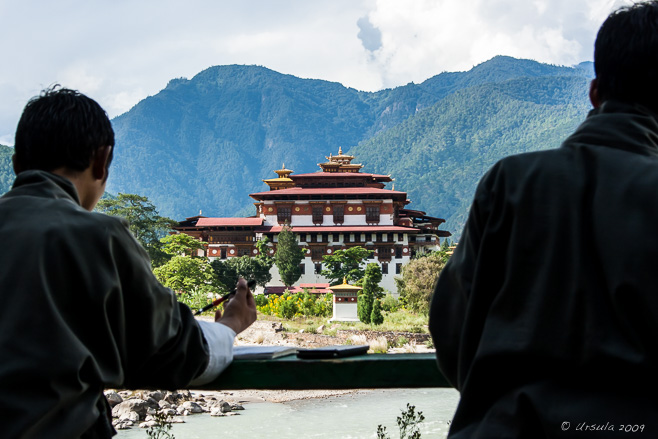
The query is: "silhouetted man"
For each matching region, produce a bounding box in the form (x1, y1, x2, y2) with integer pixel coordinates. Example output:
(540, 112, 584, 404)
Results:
(430, 2, 658, 437)
(0, 87, 256, 438)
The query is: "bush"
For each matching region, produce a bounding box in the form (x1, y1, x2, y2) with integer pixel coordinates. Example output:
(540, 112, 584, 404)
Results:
(254, 294, 269, 307)
(396, 251, 447, 314)
(371, 299, 384, 325)
(380, 294, 401, 312)
(256, 291, 333, 319)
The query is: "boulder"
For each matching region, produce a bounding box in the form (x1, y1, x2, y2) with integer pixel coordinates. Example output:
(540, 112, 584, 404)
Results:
(160, 408, 177, 417)
(210, 407, 225, 417)
(145, 391, 164, 401)
(104, 391, 123, 408)
(114, 421, 133, 430)
(164, 391, 180, 404)
(112, 399, 149, 421)
(181, 401, 204, 414)
(119, 412, 139, 423)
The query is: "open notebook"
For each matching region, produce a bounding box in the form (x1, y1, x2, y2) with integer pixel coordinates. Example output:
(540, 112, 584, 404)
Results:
(233, 345, 298, 360)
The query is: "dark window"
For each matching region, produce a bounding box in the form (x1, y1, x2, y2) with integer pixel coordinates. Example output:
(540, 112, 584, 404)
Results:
(277, 206, 292, 224)
(311, 246, 324, 261)
(312, 206, 324, 224)
(333, 205, 344, 224)
(366, 205, 380, 222)
(395, 247, 403, 258)
(396, 263, 402, 274)
(238, 247, 251, 257)
(377, 246, 392, 261)
(300, 264, 306, 275)
(315, 263, 322, 274)
(381, 263, 388, 274)
(220, 248, 227, 259)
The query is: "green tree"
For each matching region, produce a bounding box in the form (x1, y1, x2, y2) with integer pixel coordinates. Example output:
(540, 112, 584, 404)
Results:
(210, 236, 275, 291)
(371, 299, 384, 325)
(153, 233, 218, 309)
(358, 263, 382, 324)
(321, 246, 373, 286)
(96, 193, 177, 266)
(159, 233, 206, 257)
(395, 251, 447, 314)
(274, 225, 305, 287)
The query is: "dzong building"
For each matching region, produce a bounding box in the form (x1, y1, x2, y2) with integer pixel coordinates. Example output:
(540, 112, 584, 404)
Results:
(174, 149, 451, 293)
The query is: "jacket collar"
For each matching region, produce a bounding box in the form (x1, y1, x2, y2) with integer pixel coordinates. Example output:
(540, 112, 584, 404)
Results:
(565, 100, 658, 158)
(7, 170, 82, 206)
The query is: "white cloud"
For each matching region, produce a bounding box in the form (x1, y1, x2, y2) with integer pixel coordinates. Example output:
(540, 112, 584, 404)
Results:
(0, 0, 635, 143)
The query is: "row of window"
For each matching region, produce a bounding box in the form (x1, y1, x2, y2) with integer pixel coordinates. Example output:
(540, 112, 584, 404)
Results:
(298, 233, 406, 244)
(277, 205, 381, 224)
(305, 262, 402, 275)
(210, 245, 406, 260)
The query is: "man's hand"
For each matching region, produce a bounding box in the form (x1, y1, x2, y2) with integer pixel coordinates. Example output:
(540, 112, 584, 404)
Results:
(214, 278, 257, 334)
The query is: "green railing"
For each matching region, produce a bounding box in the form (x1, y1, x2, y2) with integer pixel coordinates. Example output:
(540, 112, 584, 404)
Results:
(199, 353, 450, 390)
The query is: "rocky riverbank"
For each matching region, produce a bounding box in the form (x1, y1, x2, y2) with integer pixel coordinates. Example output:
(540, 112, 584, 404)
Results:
(110, 318, 434, 431)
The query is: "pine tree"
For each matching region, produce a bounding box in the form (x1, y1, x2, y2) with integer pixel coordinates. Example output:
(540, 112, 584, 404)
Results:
(274, 224, 305, 287)
(371, 299, 384, 325)
(358, 263, 382, 324)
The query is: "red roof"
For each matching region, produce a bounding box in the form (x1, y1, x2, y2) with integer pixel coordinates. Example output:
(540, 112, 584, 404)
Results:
(255, 225, 419, 234)
(195, 218, 263, 227)
(291, 172, 391, 179)
(250, 187, 407, 198)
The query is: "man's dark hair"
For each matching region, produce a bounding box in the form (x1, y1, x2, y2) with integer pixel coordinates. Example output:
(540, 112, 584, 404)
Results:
(594, 1, 658, 113)
(14, 86, 114, 173)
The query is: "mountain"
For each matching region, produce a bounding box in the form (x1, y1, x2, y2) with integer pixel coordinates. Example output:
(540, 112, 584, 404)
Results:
(0, 145, 14, 194)
(350, 75, 591, 236)
(107, 56, 593, 232)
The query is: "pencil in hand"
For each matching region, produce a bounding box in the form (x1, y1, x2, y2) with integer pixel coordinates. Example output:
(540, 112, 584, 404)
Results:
(194, 279, 256, 316)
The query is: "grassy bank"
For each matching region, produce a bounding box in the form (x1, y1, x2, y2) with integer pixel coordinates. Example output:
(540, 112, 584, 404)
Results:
(258, 308, 429, 335)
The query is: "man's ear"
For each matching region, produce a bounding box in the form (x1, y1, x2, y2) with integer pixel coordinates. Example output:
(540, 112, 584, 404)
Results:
(91, 145, 112, 181)
(11, 154, 22, 176)
(589, 78, 601, 108)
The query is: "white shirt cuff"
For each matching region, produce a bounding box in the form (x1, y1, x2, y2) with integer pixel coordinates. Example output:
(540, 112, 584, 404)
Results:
(189, 321, 236, 386)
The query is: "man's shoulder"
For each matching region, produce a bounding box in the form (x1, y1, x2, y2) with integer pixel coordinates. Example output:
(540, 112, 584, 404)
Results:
(484, 148, 570, 182)
(496, 148, 568, 167)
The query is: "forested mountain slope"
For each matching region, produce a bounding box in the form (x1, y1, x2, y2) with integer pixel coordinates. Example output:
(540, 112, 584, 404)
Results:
(107, 56, 593, 230)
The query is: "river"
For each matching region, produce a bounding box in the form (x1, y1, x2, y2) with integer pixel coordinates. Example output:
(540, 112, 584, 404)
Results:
(116, 388, 459, 438)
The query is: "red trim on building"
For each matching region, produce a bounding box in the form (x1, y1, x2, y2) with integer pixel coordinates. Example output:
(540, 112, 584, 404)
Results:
(255, 225, 419, 233)
(195, 218, 263, 227)
(250, 187, 407, 198)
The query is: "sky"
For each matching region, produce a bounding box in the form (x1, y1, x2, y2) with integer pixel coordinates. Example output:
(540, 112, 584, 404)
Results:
(0, 0, 631, 145)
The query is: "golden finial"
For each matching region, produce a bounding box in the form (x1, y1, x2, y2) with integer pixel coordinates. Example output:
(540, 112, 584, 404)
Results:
(339, 147, 343, 155)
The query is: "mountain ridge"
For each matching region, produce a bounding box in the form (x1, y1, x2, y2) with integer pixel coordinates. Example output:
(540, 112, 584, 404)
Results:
(0, 57, 594, 238)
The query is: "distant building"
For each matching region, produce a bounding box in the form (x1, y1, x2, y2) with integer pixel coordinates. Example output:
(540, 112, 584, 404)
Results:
(174, 149, 451, 293)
